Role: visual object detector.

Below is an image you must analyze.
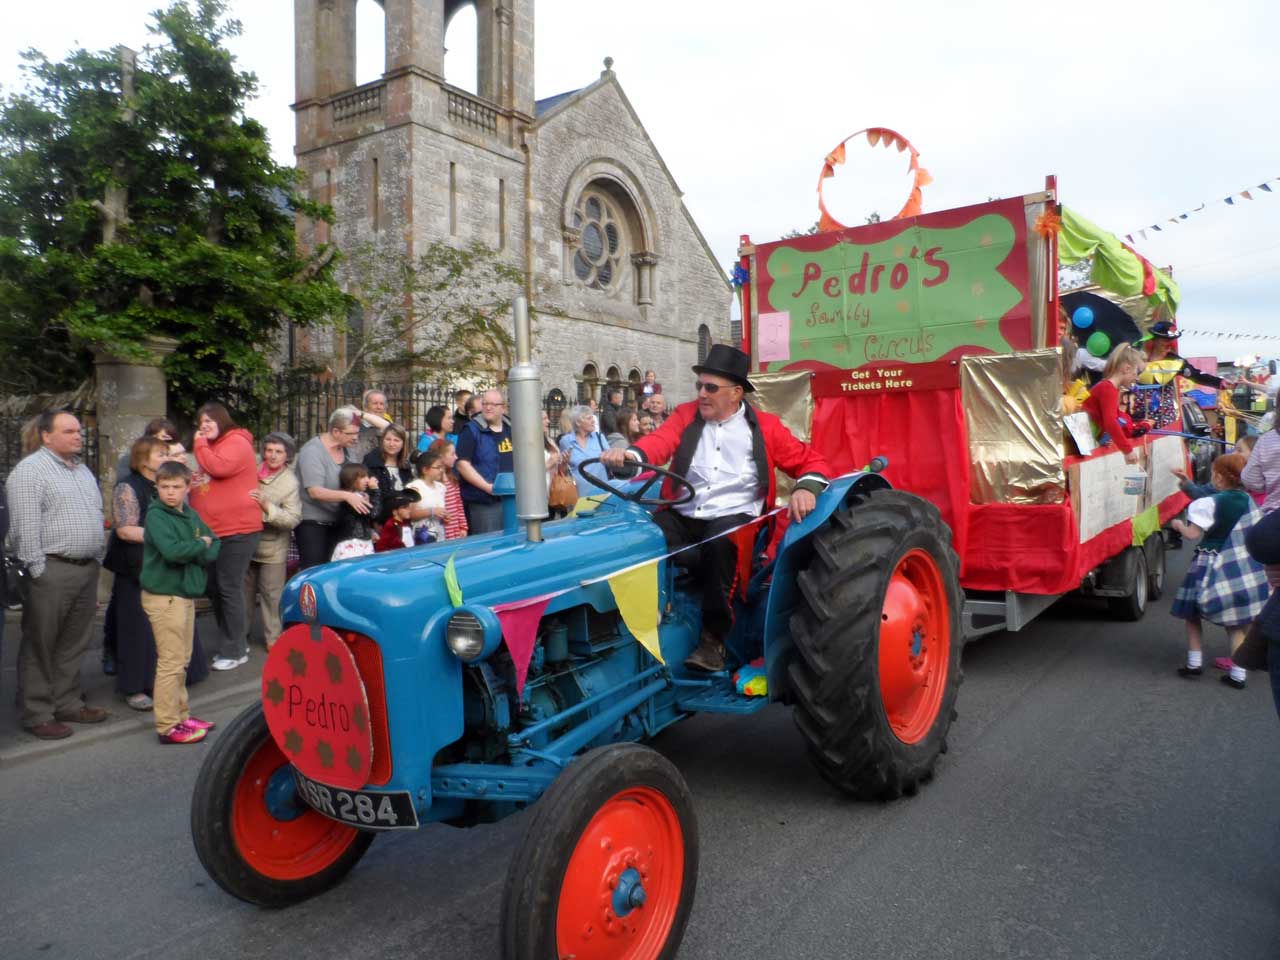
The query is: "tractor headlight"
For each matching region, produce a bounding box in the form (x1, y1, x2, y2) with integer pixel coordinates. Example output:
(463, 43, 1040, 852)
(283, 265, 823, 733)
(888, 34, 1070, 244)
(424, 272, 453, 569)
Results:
(445, 607, 503, 662)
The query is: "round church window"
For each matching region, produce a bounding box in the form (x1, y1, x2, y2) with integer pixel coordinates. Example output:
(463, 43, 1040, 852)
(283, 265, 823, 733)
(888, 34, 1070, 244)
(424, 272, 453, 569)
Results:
(570, 188, 625, 291)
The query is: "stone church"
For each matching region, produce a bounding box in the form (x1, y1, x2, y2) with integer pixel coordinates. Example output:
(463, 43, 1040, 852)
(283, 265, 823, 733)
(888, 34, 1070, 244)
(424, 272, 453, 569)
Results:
(291, 0, 731, 406)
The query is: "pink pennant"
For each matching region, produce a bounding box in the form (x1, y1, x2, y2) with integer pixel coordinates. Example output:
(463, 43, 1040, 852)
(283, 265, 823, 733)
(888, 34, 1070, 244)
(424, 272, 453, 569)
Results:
(493, 594, 555, 699)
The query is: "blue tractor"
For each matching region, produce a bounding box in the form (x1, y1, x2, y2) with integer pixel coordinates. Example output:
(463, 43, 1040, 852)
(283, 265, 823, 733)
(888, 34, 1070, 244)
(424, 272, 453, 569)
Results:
(191, 297, 964, 959)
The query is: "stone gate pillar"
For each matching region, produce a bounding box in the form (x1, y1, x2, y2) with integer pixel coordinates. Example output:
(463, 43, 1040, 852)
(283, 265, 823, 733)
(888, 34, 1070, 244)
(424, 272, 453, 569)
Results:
(93, 336, 178, 519)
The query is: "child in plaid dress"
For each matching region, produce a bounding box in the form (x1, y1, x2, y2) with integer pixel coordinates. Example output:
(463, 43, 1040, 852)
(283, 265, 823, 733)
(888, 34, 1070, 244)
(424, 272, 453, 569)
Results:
(1170, 453, 1258, 689)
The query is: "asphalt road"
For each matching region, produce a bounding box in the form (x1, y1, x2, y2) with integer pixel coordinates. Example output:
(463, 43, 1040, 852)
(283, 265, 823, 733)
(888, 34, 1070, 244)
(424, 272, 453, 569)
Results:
(3, 546, 1279, 960)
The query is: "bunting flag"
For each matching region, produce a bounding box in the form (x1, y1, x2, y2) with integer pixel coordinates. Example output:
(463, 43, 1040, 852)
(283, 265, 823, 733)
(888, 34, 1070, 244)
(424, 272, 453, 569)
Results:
(1178, 328, 1280, 342)
(444, 553, 463, 607)
(1122, 175, 1278, 239)
(493, 594, 555, 699)
(606, 560, 664, 664)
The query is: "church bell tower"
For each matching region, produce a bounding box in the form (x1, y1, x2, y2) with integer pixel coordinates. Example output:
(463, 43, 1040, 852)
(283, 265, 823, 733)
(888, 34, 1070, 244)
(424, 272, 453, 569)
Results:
(292, 0, 535, 264)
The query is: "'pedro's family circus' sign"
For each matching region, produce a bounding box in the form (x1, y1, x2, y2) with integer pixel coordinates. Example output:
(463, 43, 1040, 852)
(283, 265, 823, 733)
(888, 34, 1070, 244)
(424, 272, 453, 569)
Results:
(754, 196, 1033, 395)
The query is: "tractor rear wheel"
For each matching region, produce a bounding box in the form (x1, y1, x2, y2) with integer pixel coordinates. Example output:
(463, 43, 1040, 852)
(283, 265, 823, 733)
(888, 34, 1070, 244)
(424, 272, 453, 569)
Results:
(501, 743, 698, 960)
(788, 489, 963, 801)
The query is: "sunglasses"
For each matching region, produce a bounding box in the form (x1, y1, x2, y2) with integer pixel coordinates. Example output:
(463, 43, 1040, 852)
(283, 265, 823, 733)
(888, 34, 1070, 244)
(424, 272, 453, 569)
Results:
(695, 380, 735, 394)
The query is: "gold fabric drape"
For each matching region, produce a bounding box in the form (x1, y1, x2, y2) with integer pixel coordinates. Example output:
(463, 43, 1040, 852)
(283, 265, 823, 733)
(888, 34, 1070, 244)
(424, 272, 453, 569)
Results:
(961, 349, 1066, 504)
(750, 369, 815, 503)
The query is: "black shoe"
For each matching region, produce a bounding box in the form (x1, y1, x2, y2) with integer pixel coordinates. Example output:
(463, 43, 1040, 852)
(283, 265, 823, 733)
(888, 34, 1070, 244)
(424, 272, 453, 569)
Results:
(102, 652, 117, 676)
(1176, 665, 1202, 678)
(1220, 674, 1246, 690)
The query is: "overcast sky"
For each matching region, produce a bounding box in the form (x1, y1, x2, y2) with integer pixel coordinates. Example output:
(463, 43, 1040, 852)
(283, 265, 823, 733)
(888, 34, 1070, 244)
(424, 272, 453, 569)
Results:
(6, 0, 1277, 362)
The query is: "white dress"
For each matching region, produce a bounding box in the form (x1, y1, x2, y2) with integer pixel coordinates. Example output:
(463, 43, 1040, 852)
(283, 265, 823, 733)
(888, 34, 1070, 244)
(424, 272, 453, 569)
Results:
(408, 478, 446, 543)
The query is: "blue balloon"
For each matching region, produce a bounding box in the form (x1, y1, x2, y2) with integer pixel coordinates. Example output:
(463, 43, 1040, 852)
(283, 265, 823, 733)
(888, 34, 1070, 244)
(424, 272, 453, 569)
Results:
(1072, 306, 1094, 329)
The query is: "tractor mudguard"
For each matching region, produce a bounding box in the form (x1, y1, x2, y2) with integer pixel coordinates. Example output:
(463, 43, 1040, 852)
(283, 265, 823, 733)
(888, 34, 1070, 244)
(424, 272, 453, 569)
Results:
(761, 470, 893, 695)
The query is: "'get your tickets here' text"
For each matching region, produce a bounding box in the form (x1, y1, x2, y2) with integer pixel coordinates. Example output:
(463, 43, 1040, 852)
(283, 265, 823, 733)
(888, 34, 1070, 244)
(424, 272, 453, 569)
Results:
(840, 366, 914, 392)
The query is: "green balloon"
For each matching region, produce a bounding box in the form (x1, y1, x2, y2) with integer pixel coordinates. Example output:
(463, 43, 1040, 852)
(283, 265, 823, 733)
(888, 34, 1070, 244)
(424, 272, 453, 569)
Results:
(1086, 331, 1112, 357)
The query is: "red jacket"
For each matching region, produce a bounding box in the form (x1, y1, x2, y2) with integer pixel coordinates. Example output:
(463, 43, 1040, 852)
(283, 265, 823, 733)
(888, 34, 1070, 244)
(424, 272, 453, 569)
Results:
(1082, 380, 1150, 454)
(190, 427, 264, 538)
(631, 400, 832, 509)
(375, 518, 410, 552)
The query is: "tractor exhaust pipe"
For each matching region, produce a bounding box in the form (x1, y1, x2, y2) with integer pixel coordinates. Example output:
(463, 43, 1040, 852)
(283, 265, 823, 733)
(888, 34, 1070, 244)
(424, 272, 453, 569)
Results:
(507, 294, 547, 543)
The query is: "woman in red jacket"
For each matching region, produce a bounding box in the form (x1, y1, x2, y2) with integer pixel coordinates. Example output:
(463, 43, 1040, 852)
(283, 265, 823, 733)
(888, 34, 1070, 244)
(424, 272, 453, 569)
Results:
(190, 402, 263, 672)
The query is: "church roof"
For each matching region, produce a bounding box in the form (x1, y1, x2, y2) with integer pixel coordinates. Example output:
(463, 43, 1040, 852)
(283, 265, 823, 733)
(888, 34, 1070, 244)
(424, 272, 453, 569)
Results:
(532, 71, 731, 295)
(535, 89, 583, 117)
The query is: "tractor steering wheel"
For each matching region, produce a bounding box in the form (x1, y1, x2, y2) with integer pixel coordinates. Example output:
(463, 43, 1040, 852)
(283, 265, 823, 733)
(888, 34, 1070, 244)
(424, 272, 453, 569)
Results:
(576, 458, 696, 507)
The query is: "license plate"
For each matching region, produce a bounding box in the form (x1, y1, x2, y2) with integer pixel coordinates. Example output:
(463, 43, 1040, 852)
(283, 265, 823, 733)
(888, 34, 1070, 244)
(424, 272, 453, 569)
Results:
(292, 768, 419, 830)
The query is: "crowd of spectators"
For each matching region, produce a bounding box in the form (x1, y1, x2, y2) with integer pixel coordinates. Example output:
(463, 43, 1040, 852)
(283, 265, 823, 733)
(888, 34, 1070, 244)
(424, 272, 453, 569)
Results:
(0, 374, 671, 740)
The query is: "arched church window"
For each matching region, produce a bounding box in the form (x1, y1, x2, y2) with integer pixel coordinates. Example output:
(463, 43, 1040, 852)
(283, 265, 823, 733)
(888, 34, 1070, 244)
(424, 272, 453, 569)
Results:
(571, 189, 626, 291)
(579, 363, 599, 403)
(355, 1, 387, 86)
(697, 325, 712, 364)
(443, 2, 479, 94)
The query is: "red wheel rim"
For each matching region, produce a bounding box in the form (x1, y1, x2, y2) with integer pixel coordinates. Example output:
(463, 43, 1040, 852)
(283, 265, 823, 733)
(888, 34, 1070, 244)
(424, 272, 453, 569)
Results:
(878, 548, 951, 744)
(555, 786, 684, 960)
(232, 734, 360, 881)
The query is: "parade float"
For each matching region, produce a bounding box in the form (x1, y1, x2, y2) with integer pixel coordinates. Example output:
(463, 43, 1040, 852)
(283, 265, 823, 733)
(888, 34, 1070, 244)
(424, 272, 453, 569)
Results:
(735, 128, 1191, 627)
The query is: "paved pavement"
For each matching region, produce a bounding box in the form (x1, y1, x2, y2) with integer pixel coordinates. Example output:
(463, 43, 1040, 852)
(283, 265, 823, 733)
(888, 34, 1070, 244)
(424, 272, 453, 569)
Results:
(2, 546, 1280, 959)
(0, 604, 262, 766)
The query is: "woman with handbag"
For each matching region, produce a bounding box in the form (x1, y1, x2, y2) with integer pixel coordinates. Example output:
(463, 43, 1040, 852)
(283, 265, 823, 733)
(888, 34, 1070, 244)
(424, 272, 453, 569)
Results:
(106, 437, 209, 709)
(543, 410, 575, 519)
(558, 405, 611, 498)
(1171, 452, 1268, 689)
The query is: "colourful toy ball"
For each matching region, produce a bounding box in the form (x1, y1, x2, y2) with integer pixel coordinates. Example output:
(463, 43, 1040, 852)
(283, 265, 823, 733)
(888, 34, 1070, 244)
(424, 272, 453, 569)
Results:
(1086, 331, 1112, 357)
(1072, 306, 1094, 329)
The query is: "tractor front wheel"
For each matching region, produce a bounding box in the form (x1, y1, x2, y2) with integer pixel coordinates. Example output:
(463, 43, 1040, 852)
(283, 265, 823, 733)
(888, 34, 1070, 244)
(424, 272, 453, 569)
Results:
(190, 702, 375, 907)
(788, 489, 964, 800)
(500, 743, 698, 960)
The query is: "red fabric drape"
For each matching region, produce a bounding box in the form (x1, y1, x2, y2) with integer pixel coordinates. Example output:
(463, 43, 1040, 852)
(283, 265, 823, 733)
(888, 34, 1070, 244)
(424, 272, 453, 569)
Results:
(812, 390, 970, 568)
(963, 503, 1132, 594)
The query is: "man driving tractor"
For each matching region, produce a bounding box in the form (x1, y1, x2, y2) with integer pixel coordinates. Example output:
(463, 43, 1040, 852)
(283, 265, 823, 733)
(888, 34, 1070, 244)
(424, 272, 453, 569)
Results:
(600, 344, 833, 672)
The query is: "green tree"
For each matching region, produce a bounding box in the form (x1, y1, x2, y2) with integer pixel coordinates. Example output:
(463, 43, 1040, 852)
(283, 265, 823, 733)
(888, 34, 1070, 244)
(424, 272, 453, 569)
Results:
(335, 238, 528, 383)
(0, 0, 346, 411)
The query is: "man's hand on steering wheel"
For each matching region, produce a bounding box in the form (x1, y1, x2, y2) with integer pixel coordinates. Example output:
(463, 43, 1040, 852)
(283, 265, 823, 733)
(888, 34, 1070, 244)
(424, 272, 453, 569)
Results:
(598, 447, 631, 470)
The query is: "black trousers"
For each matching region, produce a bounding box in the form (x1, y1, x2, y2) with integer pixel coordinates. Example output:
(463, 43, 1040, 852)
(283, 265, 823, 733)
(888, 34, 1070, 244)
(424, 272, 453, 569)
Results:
(653, 510, 753, 639)
(296, 520, 337, 570)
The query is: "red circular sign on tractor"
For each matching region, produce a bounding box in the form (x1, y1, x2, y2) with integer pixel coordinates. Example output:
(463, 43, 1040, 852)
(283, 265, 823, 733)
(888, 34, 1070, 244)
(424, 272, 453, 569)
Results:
(262, 624, 373, 790)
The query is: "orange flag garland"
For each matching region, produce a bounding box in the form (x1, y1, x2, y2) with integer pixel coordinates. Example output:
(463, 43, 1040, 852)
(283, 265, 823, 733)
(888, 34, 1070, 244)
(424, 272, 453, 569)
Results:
(817, 126, 931, 231)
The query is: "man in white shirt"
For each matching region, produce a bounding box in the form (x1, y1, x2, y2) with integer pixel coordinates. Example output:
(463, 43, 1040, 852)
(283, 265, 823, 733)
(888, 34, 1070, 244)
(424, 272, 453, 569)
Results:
(601, 345, 831, 671)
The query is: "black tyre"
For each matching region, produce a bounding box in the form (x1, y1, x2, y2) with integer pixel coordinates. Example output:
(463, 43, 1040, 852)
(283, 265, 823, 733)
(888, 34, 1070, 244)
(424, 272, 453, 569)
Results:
(788, 488, 964, 801)
(190, 702, 375, 907)
(1145, 534, 1166, 601)
(1107, 546, 1149, 621)
(500, 743, 698, 960)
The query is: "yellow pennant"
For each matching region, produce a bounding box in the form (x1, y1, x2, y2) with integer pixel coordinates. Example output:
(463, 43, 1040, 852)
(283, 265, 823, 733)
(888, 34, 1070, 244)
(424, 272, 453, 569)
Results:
(607, 561, 664, 664)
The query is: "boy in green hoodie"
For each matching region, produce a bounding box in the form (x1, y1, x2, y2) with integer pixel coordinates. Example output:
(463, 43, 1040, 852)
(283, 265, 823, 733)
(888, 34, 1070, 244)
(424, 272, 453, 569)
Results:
(141, 461, 222, 744)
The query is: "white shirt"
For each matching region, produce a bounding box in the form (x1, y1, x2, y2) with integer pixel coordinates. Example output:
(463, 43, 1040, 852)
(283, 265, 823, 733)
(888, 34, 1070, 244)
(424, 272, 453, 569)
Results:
(677, 403, 764, 519)
(408, 478, 446, 543)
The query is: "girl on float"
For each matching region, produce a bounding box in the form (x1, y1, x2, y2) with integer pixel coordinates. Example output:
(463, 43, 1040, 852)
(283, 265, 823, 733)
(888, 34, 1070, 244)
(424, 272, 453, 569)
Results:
(1170, 453, 1259, 689)
(1082, 343, 1152, 465)
(330, 463, 381, 560)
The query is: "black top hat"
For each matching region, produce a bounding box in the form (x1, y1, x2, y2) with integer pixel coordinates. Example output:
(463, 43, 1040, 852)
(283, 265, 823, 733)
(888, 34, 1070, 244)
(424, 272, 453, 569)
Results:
(383, 488, 422, 512)
(1147, 320, 1179, 340)
(692, 343, 755, 392)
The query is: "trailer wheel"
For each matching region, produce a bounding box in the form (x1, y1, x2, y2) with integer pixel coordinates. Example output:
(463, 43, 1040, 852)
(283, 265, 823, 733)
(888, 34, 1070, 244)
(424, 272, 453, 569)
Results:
(788, 489, 963, 801)
(1145, 534, 1166, 601)
(1107, 546, 1149, 622)
(191, 702, 374, 907)
(501, 743, 698, 960)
